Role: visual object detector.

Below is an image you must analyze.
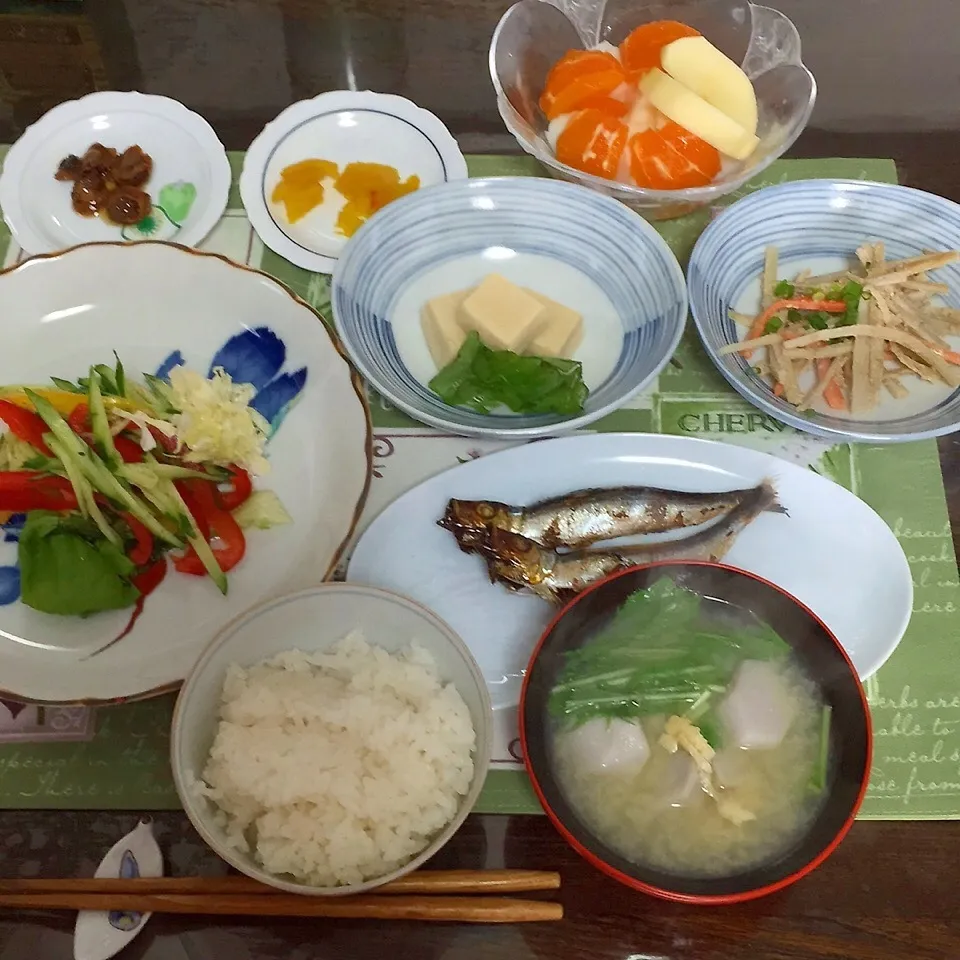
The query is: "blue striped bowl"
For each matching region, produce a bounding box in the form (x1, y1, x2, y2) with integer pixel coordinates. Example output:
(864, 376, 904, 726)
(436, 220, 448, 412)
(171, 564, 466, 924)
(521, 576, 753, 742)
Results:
(689, 179, 960, 443)
(331, 177, 686, 438)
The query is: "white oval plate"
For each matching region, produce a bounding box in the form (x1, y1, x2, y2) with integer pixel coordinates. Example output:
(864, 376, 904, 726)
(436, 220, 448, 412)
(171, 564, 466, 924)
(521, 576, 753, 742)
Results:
(240, 90, 468, 274)
(0, 92, 231, 254)
(348, 433, 911, 711)
(0, 242, 371, 703)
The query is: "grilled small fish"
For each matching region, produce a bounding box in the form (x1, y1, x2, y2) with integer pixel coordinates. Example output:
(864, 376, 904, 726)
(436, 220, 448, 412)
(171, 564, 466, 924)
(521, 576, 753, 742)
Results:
(439, 483, 769, 553)
(481, 481, 785, 604)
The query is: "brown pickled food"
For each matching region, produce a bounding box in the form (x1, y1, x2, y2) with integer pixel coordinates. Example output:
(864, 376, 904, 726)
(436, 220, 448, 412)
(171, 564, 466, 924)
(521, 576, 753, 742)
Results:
(104, 188, 152, 225)
(271, 159, 339, 224)
(55, 142, 155, 225)
(334, 162, 420, 237)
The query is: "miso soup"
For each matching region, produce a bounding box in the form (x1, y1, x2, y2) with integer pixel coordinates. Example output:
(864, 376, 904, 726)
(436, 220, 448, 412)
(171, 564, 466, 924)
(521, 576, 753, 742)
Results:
(548, 578, 832, 879)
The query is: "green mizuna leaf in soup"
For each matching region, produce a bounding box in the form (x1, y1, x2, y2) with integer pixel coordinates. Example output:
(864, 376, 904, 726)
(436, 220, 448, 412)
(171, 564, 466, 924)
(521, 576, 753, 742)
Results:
(18, 511, 140, 617)
(429, 331, 588, 416)
(549, 578, 790, 728)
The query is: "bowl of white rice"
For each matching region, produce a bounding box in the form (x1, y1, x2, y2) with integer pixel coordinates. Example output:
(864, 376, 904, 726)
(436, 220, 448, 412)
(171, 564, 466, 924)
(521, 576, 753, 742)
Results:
(170, 583, 492, 895)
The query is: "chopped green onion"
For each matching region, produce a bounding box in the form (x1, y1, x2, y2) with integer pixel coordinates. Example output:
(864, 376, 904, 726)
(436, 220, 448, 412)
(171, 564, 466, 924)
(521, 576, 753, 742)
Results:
(807, 312, 830, 331)
(773, 279, 795, 298)
(787, 309, 803, 325)
(764, 316, 784, 334)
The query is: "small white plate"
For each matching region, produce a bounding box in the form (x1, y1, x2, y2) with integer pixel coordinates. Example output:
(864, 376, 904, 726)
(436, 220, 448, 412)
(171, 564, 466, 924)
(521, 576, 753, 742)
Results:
(0, 91, 230, 254)
(348, 433, 912, 711)
(240, 90, 468, 274)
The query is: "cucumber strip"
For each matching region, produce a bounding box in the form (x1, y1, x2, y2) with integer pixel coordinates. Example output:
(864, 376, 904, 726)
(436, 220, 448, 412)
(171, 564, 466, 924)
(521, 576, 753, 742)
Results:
(163, 481, 228, 595)
(44, 434, 91, 520)
(88, 368, 121, 471)
(26, 390, 182, 547)
(46, 435, 122, 548)
(143, 463, 219, 481)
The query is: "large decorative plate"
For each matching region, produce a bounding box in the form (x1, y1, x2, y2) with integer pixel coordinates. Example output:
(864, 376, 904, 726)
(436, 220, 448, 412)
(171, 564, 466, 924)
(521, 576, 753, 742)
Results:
(0, 242, 371, 703)
(348, 433, 911, 712)
(0, 91, 231, 255)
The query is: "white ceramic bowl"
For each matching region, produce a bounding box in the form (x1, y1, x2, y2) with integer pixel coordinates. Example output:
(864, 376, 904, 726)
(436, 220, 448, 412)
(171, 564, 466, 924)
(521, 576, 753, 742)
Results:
(332, 176, 687, 439)
(489, 0, 815, 221)
(171, 583, 493, 895)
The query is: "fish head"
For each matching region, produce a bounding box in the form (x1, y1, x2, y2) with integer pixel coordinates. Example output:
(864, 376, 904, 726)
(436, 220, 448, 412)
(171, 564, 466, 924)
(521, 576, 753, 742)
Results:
(483, 528, 549, 586)
(437, 499, 515, 549)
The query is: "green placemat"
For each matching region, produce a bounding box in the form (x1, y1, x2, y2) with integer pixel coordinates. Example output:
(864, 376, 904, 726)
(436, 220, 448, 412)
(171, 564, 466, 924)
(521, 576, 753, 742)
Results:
(0, 151, 957, 820)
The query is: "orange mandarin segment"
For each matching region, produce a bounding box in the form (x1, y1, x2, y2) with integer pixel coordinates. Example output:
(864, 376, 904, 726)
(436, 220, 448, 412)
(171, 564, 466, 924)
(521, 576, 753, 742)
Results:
(659, 121, 721, 178)
(540, 50, 627, 120)
(619, 20, 700, 77)
(628, 122, 720, 189)
(575, 94, 631, 118)
(542, 69, 626, 120)
(556, 109, 628, 179)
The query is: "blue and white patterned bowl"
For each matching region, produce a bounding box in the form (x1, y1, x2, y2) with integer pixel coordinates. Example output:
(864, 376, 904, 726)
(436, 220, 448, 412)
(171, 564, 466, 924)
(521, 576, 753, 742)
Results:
(689, 179, 960, 443)
(331, 177, 687, 439)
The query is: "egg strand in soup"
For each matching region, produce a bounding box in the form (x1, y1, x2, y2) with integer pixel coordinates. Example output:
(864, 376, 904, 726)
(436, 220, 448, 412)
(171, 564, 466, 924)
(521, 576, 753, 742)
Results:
(550, 579, 832, 878)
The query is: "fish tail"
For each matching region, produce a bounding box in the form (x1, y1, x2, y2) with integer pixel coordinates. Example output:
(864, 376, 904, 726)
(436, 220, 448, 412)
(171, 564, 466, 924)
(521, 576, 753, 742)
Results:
(757, 479, 788, 517)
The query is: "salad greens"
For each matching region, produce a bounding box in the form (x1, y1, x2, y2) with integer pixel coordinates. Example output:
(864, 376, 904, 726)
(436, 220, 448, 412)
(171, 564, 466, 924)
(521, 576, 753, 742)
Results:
(549, 578, 789, 737)
(0, 355, 284, 620)
(429, 331, 589, 416)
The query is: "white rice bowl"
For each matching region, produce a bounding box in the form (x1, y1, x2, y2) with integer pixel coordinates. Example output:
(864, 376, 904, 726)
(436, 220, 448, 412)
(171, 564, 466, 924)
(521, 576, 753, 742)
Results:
(195, 631, 477, 887)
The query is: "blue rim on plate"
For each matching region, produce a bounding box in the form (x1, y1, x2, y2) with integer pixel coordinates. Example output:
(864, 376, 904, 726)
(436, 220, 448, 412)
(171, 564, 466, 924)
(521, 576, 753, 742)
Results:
(331, 177, 687, 439)
(688, 179, 960, 443)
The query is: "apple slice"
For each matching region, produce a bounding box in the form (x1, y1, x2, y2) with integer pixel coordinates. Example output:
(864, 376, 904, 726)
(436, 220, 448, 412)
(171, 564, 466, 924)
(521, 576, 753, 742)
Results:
(639, 68, 759, 161)
(660, 35, 758, 136)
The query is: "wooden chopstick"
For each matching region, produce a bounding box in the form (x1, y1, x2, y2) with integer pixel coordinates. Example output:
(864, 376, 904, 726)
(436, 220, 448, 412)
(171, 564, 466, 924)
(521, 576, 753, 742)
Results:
(0, 869, 561, 896)
(0, 892, 563, 923)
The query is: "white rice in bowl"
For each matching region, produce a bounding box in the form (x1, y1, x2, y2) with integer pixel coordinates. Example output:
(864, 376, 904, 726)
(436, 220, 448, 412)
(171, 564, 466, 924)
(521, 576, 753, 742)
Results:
(194, 631, 477, 887)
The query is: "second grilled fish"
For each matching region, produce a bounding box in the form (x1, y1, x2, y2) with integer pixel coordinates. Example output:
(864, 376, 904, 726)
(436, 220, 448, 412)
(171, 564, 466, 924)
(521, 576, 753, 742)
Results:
(481, 481, 785, 604)
(440, 483, 769, 552)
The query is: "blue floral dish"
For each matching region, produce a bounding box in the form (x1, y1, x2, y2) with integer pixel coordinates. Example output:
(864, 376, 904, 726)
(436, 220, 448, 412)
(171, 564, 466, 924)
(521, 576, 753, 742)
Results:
(0, 241, 370, 703)
(689, 179, 960, 443)
(332, 176, 687, 439)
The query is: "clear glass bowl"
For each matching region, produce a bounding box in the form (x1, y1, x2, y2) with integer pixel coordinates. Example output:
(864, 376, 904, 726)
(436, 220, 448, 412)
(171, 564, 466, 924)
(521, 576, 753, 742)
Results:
(489, 0, 816, 221)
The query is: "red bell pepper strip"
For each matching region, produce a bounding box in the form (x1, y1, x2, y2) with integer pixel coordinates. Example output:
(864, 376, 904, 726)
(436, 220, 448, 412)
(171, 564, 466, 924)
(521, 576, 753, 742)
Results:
(175, 480, 211, 539)
(121, 512, 154, 566)
(131, 556, 168, 598)
(0, 400, 53, 455)
(216, 466, 253, 511)
(0, 472, 78, 511)
(113, 434, 144, 463)
(67, 402, 90, 433)
(173, 479, 246, 576)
